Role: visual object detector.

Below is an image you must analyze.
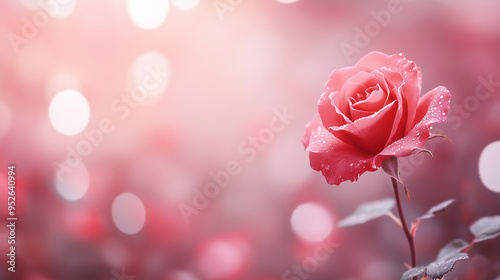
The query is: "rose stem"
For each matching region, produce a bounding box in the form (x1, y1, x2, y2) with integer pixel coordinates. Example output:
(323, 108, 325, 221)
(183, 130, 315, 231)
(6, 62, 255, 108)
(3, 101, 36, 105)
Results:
(391, 177, 417, 279)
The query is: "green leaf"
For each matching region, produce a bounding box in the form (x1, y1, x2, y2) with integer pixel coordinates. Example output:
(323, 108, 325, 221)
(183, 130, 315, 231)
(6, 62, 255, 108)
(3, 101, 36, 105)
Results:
(436, 239, 469, 260)
(426, 253, 469, 279)
(400, 266, 426, 280)
(470, 215, 500, 243)
(337, 198, 395, 228)
(418, 199, 455, 220)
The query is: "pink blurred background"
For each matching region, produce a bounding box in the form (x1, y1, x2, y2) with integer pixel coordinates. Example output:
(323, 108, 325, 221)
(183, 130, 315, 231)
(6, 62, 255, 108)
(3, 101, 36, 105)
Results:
(1, 0, 500, 279)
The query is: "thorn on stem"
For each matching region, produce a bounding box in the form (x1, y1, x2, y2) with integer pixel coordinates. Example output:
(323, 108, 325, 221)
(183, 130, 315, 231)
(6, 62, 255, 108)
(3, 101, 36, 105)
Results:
(404, 185, 411, 200)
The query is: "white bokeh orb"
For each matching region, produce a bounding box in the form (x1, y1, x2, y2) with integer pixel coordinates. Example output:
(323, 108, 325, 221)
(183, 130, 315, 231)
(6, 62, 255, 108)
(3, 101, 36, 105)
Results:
(479, 141, 500, 193)
(49, 89, 90, 136)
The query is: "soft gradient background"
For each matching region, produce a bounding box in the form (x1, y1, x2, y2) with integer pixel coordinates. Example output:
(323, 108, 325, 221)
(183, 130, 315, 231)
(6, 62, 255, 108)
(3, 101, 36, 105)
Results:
(1, 0, 500, 279)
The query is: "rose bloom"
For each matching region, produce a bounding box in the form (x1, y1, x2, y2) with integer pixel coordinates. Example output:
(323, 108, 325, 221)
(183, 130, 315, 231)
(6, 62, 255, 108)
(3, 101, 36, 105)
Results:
(302, 52, 451, 185)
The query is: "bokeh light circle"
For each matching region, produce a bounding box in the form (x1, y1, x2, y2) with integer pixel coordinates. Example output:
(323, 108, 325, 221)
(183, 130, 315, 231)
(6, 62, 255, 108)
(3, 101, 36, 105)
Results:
(112, 192, 146, 235)
(291, 202, 333, 242)
(41, 0, 77, 19)
(197, 240, 247, 279)
(166, 270, 199, 280)
(129, 52, 172, 100)
(479, 141, 500, 192)
(171, 0, 200, 11)
(54, 160, 89, 201)
(127, 0, 169, 29)
(49, 89, 90, 135)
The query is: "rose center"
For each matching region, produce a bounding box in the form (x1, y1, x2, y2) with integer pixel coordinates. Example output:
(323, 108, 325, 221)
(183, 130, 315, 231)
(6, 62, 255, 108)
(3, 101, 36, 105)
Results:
(355, 92, 367, 101)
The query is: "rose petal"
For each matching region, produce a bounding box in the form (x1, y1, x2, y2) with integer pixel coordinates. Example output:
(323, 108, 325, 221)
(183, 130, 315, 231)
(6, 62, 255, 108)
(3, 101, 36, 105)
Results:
(356, 52, 420, 83)
(365, 70, 405, 145)
(356, 52, 422, 135)
(401, 66, 421, 134)
(325, 66, 369, 93)
(368, 68, 408, 145)
(336, 71, 381, 116)
(330, 100, 398, 154)
(352, 85, 386, 112)
(318, 91, 351, 129)
(384, 56, 421, 135)
(302, 113, 390, 185)
(375, 68, 404, 90)
(355, 51, 392, 68)
(414, 86, 451, 126)
(380, 86, 451, 157)
(349, 99, 373, 120)
(370, 71, 393, 103)
(385, 84, 408, 145)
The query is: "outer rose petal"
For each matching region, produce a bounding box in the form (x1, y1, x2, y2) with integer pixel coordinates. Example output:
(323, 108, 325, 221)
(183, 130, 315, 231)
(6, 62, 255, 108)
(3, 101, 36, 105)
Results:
(380, 86, 451, 157)
(302, 113, 390, 185)
(325, 66, 369, 93)
(318, 91, 351, 129)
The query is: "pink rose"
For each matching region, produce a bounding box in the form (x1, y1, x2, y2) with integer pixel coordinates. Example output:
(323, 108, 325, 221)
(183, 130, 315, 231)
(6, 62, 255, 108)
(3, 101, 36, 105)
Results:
(302, 51, 451, 185)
